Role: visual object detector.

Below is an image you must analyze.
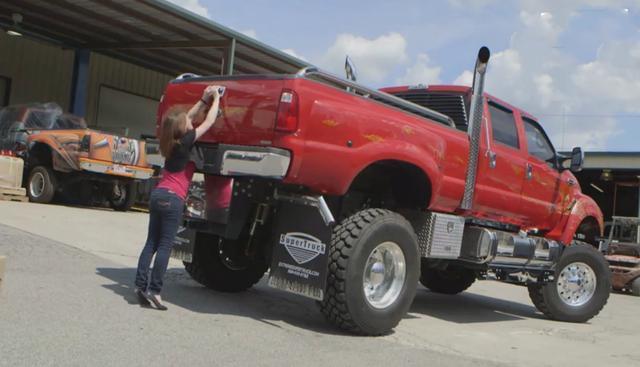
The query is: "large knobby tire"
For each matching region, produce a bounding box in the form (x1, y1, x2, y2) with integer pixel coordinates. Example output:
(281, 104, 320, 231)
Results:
(184, 233, 268, 292)
(320, 209, 420, 335)
(631, 278, 640, 297)
(27, 166, 57, 204)
(528, 244, 610, 323)
(420, 265, 476, 295)
(110, 181, 137, 211)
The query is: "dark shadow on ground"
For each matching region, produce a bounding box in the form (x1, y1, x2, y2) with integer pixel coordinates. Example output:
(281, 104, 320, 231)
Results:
(97, 267, 542, 334)
(410, 286, 543, 324)
(96, 267, 346, 336)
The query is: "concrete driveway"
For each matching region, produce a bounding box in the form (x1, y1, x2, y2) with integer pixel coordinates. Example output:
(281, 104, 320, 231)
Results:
(0, 201, 638, 367)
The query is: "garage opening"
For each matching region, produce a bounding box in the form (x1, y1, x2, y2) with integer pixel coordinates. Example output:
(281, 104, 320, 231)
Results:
(95, 86, 158, 139)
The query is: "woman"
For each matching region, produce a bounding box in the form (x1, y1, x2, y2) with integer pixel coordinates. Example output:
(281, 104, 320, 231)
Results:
(134, 84, 223, 310)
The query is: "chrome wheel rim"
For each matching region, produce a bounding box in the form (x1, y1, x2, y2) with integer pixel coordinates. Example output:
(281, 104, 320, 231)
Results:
(556, 262, 597, 307)
(363, 241, 406, 309)
(29, 172, 45, 198)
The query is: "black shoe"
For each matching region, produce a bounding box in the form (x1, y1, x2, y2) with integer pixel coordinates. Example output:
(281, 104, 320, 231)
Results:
(134, 287, 150, 306)
(145, 292, 168, 311)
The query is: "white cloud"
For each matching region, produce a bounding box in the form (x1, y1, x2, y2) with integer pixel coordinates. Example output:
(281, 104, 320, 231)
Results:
(282, 48, 308, 62)
(321, 33, 408, 83)
(572, 41, 640, 113)
(453, 70, 473, 86)
(240, 29, 258, 39)
(167, 0, 209, 17)
(396, 53, 442, 85)
(452, 0, 638, 150)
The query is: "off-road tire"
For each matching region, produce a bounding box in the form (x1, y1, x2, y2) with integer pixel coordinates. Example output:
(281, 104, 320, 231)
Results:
(527, 244, 610, 322)
(420, 265, 476, 295)
(110, 181, 137, 211)
(319, 208, 420, 335)
(27, 166, 57, 204)
(184, 233, 267, 292)
(631, 278, 640, 297)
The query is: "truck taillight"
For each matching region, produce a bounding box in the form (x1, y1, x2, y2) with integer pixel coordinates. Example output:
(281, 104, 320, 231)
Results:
(275, 89, 299, 133)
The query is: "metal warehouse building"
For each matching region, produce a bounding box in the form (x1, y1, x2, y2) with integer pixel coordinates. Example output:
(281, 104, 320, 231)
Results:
(575, 152, 640, 223)
(0, 0, 308, 139)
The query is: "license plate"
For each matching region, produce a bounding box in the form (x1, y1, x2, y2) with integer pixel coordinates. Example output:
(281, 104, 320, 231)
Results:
(112, 164, 127, 174)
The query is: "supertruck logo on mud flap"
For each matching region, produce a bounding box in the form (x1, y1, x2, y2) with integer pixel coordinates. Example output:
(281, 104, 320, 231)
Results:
(279, 232, 326, 265)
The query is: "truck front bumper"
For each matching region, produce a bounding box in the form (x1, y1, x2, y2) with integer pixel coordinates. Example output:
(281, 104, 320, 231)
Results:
(196, 144, 291, 179)
(78, 158, 154, 179)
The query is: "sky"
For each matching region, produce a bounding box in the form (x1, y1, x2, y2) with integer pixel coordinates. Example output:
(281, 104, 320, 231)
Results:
(168, 0, 640, 152)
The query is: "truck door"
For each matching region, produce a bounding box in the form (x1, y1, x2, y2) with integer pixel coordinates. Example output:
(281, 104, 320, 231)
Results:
(472, 100, 528, 224)
(520, 117, 563, 230)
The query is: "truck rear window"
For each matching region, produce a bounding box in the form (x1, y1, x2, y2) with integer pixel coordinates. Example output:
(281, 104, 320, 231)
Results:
(391, 92, 469, 131)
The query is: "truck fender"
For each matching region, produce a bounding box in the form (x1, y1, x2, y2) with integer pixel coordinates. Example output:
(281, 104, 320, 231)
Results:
(345, 143, 442, 208)
(557, 194, 604, 245)
(28, 137, 79, 172)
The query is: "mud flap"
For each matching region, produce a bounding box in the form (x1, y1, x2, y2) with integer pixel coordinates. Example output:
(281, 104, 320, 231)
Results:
(267, 201, 332, 301)
(171, 225, 196, 263)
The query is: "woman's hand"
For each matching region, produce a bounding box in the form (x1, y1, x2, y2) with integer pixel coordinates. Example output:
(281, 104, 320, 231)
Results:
(202, 85, 222, 103)
(194, 85, 223, 140)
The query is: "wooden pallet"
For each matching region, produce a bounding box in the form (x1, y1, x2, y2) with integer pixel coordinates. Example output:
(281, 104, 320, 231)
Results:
(0, 187, 27, 202)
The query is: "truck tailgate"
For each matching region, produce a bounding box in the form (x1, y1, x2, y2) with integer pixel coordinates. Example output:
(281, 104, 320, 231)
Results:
(159, 78, 286, 146)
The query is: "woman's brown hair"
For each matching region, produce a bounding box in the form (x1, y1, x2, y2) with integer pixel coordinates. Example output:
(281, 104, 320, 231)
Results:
(159, 108, 188, 157)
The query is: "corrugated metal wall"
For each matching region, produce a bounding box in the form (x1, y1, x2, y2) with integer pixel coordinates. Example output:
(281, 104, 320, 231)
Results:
(0, 33, 173, 132)
(0, 33, 74, 108)
(85, 53, 173, 126)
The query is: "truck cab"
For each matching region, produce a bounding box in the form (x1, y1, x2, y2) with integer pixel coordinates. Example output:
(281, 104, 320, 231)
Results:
(383, 85, 600, 244)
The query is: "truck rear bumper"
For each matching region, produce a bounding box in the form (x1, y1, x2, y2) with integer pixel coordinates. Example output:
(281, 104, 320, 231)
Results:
(78, 158, 153, 179)
(196, 144, 291, 179)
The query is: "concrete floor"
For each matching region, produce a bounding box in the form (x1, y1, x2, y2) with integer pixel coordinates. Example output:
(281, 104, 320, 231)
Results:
(0, 201, 638, 367)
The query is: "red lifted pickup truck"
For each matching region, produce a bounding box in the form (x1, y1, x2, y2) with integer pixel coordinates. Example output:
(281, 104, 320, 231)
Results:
(160, 48, 609, 335)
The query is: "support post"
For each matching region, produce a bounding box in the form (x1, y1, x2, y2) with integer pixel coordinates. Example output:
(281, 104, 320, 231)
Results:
(69, 49, 90, 117)
(224, 38, 236, 76)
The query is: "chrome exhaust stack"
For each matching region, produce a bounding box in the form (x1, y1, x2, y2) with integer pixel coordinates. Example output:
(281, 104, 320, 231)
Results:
(460, 46, 491, 210)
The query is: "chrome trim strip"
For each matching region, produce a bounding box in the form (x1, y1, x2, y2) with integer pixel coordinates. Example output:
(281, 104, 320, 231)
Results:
(220, 150, 290, 178)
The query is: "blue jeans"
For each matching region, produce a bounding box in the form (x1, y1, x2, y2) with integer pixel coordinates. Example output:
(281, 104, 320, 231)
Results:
(135, 188, 184, 294)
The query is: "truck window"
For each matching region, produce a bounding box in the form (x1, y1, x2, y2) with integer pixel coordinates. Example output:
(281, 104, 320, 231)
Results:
(391, 92, 468, 131)
(523, 117, 556, 166)
(488, 102, 519, 149)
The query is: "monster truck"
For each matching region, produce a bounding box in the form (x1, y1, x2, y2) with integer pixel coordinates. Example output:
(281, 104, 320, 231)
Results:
(160, 47, 610, 335)
(0, 103, 153, 210)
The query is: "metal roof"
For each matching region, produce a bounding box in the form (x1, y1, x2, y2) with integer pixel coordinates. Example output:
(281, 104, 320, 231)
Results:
(582, 152, 640, 170)
(0, 0, 310, 76)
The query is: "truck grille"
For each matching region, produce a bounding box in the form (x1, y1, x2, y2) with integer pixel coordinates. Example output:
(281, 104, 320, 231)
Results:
(394, 92, 468, 130)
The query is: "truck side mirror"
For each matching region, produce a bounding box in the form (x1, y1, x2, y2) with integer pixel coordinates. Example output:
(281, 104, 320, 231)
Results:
(345, 56, 357, 82)
(570, 146, 584, 172)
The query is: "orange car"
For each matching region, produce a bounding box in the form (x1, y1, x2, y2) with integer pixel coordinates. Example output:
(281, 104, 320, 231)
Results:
(0, 103, 153, 210)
